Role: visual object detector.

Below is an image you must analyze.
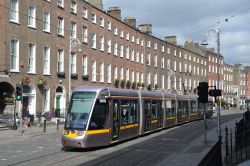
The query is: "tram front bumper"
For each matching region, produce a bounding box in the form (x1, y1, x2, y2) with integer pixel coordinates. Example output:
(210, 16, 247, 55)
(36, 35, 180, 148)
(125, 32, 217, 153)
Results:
(61, 130, 86, 148)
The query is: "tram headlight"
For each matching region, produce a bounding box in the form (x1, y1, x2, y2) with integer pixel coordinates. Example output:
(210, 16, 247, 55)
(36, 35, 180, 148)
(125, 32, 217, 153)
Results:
(63, 130, 69, 135)
(77, 131, 84, 136)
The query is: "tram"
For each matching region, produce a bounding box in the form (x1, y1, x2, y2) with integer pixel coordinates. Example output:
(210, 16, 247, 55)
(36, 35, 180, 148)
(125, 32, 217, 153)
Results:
(62, 86, 213, 148)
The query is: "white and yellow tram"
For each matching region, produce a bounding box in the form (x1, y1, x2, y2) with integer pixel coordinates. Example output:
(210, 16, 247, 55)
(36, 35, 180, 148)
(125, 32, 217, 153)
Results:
(62, 86, 213, 148)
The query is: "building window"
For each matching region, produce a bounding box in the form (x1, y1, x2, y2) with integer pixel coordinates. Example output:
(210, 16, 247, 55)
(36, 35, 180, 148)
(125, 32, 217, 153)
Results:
(131, 49, 135, 62)
(141, 72, 144, 83)
(57, 49, 64, 72)
(107, 39, 111, 53)
(136, 71, 139, 82)
(70, 22, 76, 38)
(114, 42, 118, 56)
(161, 45, 165, 52)
(114, 27, 118, 36)
(147, 53, 151, 66)
(100, 17, 104, 27)
(91, 13, 96, 24)
(107, 64, 111, 83)
(126, 32, 130, 40)
(136, 51, 140, 63)
(82, 7, 88, 19)
(82, 55, 88, 75)
(126, 46, 129, 59)
(141, 53, 144, 64)
(92, 33, 96, 49)
(71, 52, 76, 74)
(43, 46, 50, 75)
(147, 41, 151, 48)
(28, 5, 36, 28)
(57, 17, 64, 36)
(71, 1, 77, 14)
(10, 39, 19, 71)
(120, 67, 124, 80)
(92, 60, 96, 82)
(161, 75, 165, 89)
(107, 20, 111, 30)
(161, 57, 164, 69)
(154, 74, 157, 87)
(132, 70, 134, 82)
(10, 0, 19, 23)
(141, 40, 144, 47)
(131, 36, 135, 43)
(126, 68, 129, 81)
(114, 66, 118, 80)
(136, 37, 140, 45)
(147, 72, 151, 85)
(28, 43, 36, 73)
(120, 44, 124, 58)
(154, 43, 158, 50)
(100, 63, 104, 82)
(120, 30, 124, 38)
(154, 55, 157, 67)
(57, 0, 64, 8)
(43, 11, 50, 32)
(100, 35, 104, 51)
(82, 26, 88, 43)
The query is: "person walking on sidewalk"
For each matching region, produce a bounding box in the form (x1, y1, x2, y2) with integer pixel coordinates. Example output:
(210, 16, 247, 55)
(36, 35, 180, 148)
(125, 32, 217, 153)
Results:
(23, 107, 30, 128)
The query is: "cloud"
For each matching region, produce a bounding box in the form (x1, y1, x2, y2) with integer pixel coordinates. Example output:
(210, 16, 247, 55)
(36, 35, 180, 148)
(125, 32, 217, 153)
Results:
(104, 0, 250, 65)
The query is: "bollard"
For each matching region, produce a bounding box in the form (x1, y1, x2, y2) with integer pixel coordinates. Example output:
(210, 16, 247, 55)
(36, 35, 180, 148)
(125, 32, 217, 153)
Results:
(57, 119, 60, 131)
(43, 119, 46, 133)
(225, 126, 229, 165)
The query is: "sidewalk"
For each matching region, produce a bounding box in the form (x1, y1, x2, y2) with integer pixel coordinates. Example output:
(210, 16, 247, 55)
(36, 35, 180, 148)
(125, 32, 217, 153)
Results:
(0, 122, 64, 144)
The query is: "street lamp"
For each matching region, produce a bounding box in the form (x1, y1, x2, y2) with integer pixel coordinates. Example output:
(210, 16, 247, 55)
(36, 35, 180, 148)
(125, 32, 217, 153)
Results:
(201, 27, 222, 137)
(69, 37, 82, 101)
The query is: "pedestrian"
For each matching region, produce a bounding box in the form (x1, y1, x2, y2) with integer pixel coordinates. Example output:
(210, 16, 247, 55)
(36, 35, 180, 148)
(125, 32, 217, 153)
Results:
(23, 107, 30, 128)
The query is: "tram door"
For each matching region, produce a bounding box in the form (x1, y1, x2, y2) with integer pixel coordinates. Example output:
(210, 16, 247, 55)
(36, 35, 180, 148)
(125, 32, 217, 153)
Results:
(157, 100, 163, 128)
(144, 100, 151, 132)
(112, 100, 120, 141)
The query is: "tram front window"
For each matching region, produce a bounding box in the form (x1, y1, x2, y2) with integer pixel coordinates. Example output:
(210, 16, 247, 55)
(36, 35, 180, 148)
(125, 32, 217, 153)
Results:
(65, 92, 96, 130)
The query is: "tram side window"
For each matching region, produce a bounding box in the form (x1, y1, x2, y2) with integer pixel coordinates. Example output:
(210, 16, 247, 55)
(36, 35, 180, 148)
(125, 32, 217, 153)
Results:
(183, 101, 189, 114)
(113, 100, 119, 121)
(121, 100, 130, 125)
(130, 100, 138, 123)
(89, 100, 108, 130)
(171, 100, 176, 116)
(152, 100, 158, 120)
(144, 100, 151, 117)
(178, 100, 184, 115)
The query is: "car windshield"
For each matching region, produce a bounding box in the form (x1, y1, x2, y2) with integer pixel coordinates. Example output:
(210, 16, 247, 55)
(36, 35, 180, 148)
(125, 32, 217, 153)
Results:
(65, 92, 96, 130)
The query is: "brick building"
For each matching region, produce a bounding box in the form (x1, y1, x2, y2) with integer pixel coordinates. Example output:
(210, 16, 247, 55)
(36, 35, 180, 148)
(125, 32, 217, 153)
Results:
(0, 0, 245, 124)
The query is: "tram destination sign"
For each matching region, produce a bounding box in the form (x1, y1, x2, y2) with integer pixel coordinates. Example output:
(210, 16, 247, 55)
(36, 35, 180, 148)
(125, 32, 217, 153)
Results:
(4, 96, 15, 105)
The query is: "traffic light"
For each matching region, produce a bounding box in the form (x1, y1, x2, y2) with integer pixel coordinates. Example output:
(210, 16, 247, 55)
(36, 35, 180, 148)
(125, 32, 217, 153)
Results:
(15, 84, 23, 101)
(197, 82, 208, 103)
(208, 89, 221, 97)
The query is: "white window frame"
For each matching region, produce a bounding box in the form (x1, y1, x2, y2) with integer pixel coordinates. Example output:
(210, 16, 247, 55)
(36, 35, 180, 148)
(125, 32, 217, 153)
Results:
(107, 20, 111, 30)
(10, 0, 19, 23)
(120, 44, 124, 58)
(82, 7, 88, 19)
(57, 17, 64, 36)
(71, 1, 77, 14)
(107, 39, 111, 53)
(71, 52, 76, 74)
(100, 63, 104, 82)
(28, 43, 36, 73)
(57, 49, 64, 73)
(28, 5, 36, 28)
(43, 11, 50, 32)
(92, 60, 96, 82)
(43, 46, 50, 75)
(57, 0, 64, 8)
(92, 33, 96, 49)
(114, 42, 118, 56)
(82, 55, 88, 75)
(10, 39, 19, 72)
(70, 22, 77, 38)
(82, 26, 88, 43)
(100, 17, 104, 27)
(92, 13, 96, 24)
(107, 64, 111, 83)
(100, 35, 104, 51)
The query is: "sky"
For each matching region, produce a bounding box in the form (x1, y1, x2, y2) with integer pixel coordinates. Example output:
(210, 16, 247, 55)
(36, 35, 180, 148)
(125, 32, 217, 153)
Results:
(103, 0, 250, 65)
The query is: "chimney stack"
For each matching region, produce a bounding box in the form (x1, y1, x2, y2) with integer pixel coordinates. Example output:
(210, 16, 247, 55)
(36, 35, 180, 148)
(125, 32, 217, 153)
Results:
(107, 6, 121, 20)
(165, 36, 177, 45)
(124, 17, 136, 28)
(88, 0, 103, 10)
(138, 24, 152, 35)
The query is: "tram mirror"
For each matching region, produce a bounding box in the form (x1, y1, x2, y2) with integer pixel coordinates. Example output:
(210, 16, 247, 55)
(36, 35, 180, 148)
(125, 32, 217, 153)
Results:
(166, 100, 171, 109)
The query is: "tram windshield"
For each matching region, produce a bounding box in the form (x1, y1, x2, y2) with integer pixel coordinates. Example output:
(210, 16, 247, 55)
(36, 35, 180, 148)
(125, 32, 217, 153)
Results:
(65, 92, 96, 130)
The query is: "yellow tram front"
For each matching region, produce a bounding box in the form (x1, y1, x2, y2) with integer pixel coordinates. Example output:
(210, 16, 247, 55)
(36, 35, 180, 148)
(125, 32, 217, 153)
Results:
(62, 87, 110, 148)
